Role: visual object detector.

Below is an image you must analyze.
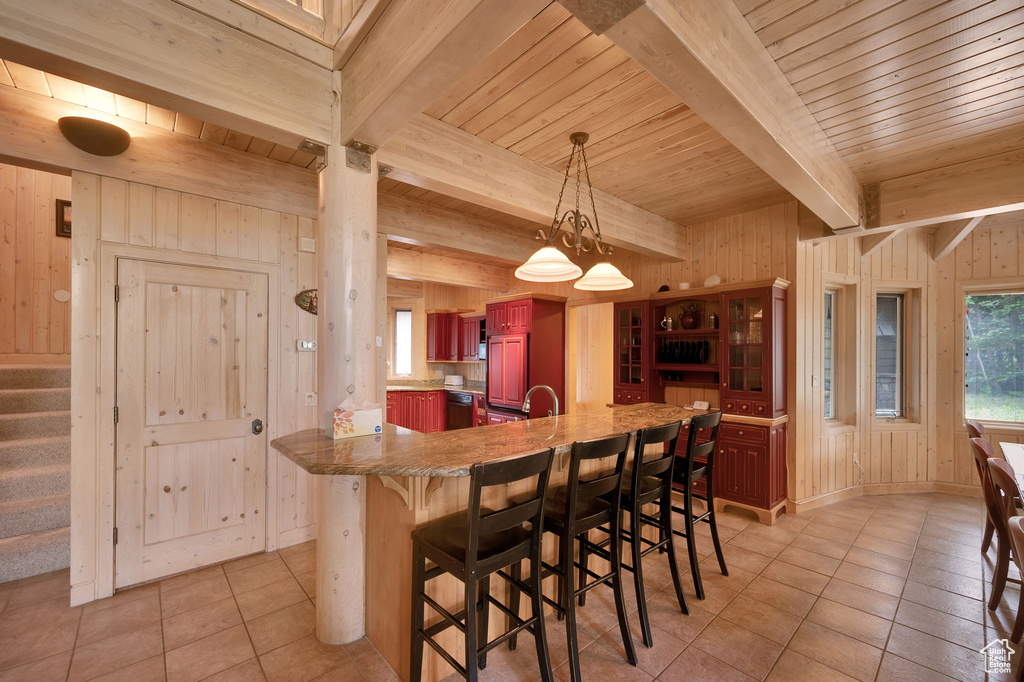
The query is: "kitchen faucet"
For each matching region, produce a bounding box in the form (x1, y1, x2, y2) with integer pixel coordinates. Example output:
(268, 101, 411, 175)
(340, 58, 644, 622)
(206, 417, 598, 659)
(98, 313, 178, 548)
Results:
(522, 385, 559, 417)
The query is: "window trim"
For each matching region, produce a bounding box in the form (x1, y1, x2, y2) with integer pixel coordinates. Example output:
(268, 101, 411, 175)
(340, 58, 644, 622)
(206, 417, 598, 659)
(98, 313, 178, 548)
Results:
(870, 283, 922, 428)
(823, 289, 836, 421)
(822, 279, 858, 430)
(958, 278, 1024, 431)
(390, 307, 414, 378)
(874, 292, 905, 419)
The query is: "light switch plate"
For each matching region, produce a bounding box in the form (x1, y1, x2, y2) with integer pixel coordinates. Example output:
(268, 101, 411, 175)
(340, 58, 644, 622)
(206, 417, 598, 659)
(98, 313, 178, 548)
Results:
(296, 340, 317, 352)
(298, 236, 316, 253)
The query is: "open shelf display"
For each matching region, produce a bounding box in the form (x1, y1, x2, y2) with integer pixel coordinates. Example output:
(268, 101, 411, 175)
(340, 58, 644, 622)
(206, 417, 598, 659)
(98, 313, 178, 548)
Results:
(652, 296, 720, 387)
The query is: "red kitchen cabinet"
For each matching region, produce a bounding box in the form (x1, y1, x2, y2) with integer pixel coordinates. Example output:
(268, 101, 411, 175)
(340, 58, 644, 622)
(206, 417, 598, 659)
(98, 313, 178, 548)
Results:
(459, 315, 483, 361)
(486, 299, 534, 335)
(612, 300, 663, 405)
(487, 334, 528, 410)
(720, 286, 786, 419)
(426, 313, 447, 362)
(712, 423, 787, 511)
(385, 390, 445, 433)
(486, 304, 506, 335)
(485, 409, 525, 425)
(445, 313, 459, 361)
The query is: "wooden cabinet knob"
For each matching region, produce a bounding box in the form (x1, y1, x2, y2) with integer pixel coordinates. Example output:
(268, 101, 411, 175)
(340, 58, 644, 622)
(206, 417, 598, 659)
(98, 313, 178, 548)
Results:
(737, 430, 744, 436)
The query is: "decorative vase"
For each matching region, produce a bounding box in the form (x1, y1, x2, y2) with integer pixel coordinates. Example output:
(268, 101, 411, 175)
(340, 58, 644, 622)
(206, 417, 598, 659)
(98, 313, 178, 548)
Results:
(680, 310, 701, 330)
(709, 312, 719, 329)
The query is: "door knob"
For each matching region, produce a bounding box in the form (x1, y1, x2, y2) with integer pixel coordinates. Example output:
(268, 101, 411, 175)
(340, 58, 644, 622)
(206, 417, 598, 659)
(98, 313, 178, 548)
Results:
(252, 419, 264, 435)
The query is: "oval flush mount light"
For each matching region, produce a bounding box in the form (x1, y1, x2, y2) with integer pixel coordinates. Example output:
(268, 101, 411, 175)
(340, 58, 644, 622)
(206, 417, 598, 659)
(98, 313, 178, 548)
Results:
(58, 116, 131, 156)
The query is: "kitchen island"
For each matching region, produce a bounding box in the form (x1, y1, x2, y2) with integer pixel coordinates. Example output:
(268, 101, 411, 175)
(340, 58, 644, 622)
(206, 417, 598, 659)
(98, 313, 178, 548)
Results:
(271, 402, 702, 681)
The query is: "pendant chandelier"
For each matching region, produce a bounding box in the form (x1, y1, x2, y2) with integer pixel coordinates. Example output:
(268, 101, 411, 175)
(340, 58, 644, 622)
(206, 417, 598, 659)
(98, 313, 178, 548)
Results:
(514, 132, 633, 290)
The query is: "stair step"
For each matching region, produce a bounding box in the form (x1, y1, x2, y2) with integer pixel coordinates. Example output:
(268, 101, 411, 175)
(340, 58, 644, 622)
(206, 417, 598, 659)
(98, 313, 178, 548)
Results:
(0, 463, 70, 502)
(0, 365, 70, 389)
(0, 411, 70, 441)
(0, 526, 70, 584)
(0, 494, 70, 539)
(0, 436, 71, 468)
(0, 388, 70, 415)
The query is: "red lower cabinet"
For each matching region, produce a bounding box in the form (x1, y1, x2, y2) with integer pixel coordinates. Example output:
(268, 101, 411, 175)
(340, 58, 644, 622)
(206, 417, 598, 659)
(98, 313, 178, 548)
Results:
(385, 391, 446, 433)
(712, 423, 787, 511)
(485, 409, 525, 425)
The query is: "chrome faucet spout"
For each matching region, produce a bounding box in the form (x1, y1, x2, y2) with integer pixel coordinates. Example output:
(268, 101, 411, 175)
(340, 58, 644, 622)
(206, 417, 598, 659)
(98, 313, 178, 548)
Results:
(522, 385, 559, 417)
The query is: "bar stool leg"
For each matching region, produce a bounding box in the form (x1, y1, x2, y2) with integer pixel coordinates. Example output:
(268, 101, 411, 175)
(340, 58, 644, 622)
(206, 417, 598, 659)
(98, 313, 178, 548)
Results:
(609, 505, 637, 666)
(563, 534, 583, 682)
(508, 561, 522, 651)
(477, 576, 490, 670)
(662, 498, 689, 616)
(629, 507, 653, 648)
(556, 535, 567, 622)
(530, 552, 554, 682)
(577, 531, 589, 607)
(464, 578, 480, 682)
(706, 481, 729, 576)
(410, 545, 425, 682)
(683, 489, 705, 600)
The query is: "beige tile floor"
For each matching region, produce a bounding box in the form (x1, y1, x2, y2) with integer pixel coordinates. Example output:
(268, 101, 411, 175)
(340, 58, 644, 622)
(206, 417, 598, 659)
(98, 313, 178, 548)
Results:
(0, 491, 1015, 681)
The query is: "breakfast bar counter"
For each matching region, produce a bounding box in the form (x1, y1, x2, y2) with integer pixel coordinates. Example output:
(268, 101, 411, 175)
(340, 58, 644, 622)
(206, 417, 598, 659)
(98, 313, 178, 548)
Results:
(271, 403, 700, 681)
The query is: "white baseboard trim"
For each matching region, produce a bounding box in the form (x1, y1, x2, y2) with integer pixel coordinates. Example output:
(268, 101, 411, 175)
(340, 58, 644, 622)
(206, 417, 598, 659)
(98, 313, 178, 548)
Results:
(279, 524, 316, 549)
(70, 580, 96, 607)
(791, 480, 981, 513)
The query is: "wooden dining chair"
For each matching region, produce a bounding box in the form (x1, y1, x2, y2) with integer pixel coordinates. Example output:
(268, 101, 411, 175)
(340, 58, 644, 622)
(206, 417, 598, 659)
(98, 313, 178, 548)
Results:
(1007, 516, 1024, 644)
(986, 456, 1023, 614)
(966, 419, 986, 439)
(971, 437, 1000, 555)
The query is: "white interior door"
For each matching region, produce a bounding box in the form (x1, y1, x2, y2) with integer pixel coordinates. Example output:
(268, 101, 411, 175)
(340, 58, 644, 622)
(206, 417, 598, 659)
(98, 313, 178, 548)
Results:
(114, 258, 269, 587)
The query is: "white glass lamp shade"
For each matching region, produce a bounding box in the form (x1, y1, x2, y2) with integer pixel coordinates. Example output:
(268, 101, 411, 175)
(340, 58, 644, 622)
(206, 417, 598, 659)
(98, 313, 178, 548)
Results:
(514, 246, 583, 282)
(573, 262, 633, 291)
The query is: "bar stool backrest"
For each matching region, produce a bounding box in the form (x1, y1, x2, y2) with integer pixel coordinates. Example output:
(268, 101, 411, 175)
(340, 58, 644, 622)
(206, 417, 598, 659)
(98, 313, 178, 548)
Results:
(563, 433, 631, 531)
(678, 411, 723, 483)
(988, 457, 1022, 547)
(629, 421, 683, 507)
(468, 449, 554, 570)
(966, 420, 986, 439)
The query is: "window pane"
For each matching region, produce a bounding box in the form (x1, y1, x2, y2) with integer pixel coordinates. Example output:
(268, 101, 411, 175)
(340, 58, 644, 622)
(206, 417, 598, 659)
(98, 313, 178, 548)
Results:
(965, 292, 1024, 422)
(824, 291, 834, 419)
(394, 310, 413, 377)
(875, 295, 903, 416)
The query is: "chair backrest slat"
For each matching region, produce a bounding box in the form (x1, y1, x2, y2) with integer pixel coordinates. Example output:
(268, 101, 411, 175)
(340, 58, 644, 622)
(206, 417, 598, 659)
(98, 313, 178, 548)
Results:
(630, 421, 683, 504)
(675, 411, 723, 486)
(971, 438, 1005, 533)
(559, 433, 631, 531)
(466, 449, 554, 559)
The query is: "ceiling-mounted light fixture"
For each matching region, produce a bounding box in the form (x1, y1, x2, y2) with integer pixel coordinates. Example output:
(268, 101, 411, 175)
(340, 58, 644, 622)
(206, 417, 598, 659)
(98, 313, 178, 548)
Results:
(515, 132, 633, 290)
(58, 116, 131, 156)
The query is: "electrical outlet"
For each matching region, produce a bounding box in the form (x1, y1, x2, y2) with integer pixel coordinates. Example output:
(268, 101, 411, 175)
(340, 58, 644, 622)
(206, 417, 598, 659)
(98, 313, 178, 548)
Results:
(296, 340, 317, 352)
(305, 392, 317, 407)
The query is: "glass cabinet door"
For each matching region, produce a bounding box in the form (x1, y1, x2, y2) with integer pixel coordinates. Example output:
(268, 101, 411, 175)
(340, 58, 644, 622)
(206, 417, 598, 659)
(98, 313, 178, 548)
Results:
(616, 304, 644, 386)
(725, 294, 765, 393)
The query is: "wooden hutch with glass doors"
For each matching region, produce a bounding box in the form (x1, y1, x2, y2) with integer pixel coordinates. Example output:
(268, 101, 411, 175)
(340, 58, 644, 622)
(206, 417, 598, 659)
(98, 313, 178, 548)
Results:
(613, 278, 789, 525)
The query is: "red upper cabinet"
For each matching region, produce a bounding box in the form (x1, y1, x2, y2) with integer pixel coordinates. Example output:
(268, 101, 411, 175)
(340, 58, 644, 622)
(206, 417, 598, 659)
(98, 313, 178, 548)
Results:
(426, 314, 439, 362)
(459, 315, 483, 361)
(427, 312, 466, 362)
(445, 313, 459, 362)
(612, 300, 662, 405)
(506, 299, 532, 333)
(486, 304, 506, 335)
(720, 285, 786, 419)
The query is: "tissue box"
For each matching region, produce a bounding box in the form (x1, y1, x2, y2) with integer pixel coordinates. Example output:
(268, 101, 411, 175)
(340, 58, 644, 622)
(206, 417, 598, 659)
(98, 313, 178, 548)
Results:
(328, 408, 382, 440)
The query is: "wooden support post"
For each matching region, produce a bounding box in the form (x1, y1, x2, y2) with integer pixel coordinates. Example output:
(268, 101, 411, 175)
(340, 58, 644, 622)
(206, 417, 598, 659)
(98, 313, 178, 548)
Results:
(314, 71, 380, 645)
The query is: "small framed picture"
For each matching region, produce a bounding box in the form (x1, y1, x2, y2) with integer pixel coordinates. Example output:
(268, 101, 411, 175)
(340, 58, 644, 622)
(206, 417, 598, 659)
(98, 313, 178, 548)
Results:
(56, 199, 71, 238)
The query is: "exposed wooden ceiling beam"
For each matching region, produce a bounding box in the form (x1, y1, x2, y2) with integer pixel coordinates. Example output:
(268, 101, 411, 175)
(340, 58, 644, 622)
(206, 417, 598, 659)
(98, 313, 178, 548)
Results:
(874, 150, 1024, 231)
(0, 0, 332, 148)
(386, 277, 424, 299)
(559, 0, 862, 230)
(0, 84, 318, 218)
(340, 0, 547, 147)
(378, 192, 539, 265)
(333, 0, 391, 68)
(386, 244, 511, 290)
(379, 114, 688, 260)
(932, 216, 987, 262)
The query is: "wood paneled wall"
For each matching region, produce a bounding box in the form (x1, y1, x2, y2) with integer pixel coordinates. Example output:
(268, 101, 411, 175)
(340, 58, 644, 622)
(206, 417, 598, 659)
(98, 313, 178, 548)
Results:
(0, 163, 71, 364)
(71, 171, 318, 603)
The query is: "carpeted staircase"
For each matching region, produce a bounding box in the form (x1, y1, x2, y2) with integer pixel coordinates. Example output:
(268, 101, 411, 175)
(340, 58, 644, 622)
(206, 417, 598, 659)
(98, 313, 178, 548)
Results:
(0, 366, 71, 583)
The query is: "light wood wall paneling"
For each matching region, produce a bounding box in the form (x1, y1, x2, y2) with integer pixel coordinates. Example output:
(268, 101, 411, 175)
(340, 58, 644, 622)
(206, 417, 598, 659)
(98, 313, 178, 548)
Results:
(70, 172, 318, 604)
(0, 163, 71, 364)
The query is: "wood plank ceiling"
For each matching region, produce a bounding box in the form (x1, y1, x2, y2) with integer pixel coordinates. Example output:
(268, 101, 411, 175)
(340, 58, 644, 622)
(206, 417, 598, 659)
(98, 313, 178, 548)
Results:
(0, 59, 318, 169)
(736, 0, 1024, 184)
(421, 3, 792, 226)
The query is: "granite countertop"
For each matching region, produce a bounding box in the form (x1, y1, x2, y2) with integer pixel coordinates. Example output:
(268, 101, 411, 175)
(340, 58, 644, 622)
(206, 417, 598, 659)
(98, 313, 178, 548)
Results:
(386, 381, 485, 396)
(270, 403, 701, 477)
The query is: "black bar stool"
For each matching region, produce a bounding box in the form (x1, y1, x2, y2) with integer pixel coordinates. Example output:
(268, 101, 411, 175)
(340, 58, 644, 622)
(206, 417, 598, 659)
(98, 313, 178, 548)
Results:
(410, 448, 555, 682)
(583, 421, 687, 649)
(508, 433, 637, 682)
(670, 410, 727, 600)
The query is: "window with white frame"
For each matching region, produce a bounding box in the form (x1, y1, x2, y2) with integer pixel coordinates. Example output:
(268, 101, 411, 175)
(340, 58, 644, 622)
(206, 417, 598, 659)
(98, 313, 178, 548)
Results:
(965, 289, 1024, 423)
(393, 309, 413, 377)
(875, 293, 904, 418)
(824, 290, 835, 420)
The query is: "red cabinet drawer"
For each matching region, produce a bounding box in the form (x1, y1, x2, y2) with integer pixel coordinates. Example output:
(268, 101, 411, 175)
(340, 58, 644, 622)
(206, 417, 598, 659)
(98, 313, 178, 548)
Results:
(719, 424, 766, 443)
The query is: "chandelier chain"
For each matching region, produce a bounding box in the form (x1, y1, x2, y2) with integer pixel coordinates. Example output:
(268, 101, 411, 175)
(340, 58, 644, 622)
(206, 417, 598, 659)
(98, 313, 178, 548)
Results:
(548, 146, 576, 241)
(580, 141, 606, 254)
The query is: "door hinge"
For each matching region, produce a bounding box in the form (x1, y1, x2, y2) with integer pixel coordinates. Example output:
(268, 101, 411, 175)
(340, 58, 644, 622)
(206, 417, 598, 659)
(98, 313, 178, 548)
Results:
(113, 405, 119, 424)
(114, 284, 120, 303)
(113, 527, 118, 545)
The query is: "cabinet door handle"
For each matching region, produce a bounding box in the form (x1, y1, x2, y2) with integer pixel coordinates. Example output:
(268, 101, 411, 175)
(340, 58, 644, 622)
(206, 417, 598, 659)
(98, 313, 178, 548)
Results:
(737, 430, 744, 436)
